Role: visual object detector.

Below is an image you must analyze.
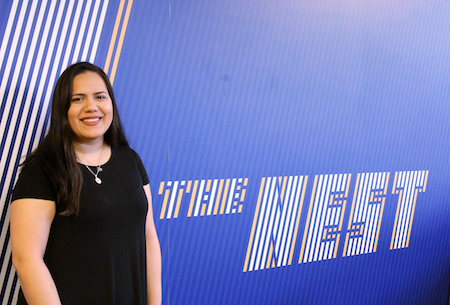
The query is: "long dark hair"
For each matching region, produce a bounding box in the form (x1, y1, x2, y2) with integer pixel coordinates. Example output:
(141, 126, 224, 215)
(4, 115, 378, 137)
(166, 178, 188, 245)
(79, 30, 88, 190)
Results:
(24, 62, 129, 215)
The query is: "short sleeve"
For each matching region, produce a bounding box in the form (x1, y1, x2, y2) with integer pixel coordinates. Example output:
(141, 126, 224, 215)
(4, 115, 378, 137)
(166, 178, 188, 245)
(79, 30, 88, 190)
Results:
(131, 150, 149, 185)
(11, 158, 57, 202)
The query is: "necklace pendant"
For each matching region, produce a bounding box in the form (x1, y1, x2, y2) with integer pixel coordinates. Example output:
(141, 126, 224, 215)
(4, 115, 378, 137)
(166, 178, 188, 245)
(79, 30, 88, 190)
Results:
(95, 177, 102, 184)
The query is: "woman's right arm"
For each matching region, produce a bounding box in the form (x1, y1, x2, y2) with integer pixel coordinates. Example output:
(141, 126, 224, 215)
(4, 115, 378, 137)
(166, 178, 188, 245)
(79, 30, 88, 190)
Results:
(10, 198, 62, 305)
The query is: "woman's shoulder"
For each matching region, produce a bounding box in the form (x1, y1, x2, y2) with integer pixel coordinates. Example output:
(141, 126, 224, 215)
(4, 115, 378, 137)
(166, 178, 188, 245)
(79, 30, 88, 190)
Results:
(19, 153, 46, 175)
(111, 146, 145, 168)
(12, 154, 56, 202)
(112, 145, 140, 160)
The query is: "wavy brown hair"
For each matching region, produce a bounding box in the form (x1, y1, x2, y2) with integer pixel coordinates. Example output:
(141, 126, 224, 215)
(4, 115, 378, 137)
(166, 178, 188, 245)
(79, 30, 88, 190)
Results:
(23, 62, 129, 215)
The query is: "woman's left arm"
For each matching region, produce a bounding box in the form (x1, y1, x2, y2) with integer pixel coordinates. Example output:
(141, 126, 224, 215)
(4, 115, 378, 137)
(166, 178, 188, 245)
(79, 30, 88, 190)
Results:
(143, 184, 162, 305)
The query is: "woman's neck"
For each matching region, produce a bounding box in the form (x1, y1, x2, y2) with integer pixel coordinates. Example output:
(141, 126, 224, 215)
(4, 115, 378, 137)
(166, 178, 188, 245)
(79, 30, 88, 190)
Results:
(73, 139, 111, 166)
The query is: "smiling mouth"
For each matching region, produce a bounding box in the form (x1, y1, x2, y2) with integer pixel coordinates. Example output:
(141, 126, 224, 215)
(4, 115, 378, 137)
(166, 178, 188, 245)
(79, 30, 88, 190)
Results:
(82, 118, 101, 123)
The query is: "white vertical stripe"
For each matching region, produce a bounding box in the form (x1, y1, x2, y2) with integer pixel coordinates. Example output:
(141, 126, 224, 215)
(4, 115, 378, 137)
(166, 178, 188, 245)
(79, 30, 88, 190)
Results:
(355, 173, 368, 255)
(401, 171, 411, 248)
(274, 182, 288, 262)
(249, 178, 267, 270)
(90, 0, 109, 62)
(310, 175, 323, 262)
(0, 0, 42, 265)
(305, 175, 322, 262)
(4, 0, 49, 154)
(365, 174, 379, 253)
(0, 0, 19, 73)
(1, 243, 14, 302)
(61, 0, 83, 68)
(72, 0, 93, 62)
(283, 176, 302, 266)
(259, 178, 278, 269)
(273, 178, 285, 254)
(275, 176, 293, 265)
(363, 175, 375, 254)
(303, 175, 322, 262)
(368, 201, 380, 253)
(33, 0, 83, 150)
(271, 178, 284, 262)
(254, 177, 274, 270)
(360, 173, 373, 253)
(0, 0, 29, 128)
(400, 171, 412, 248)
(404, 171, 418, 247)
(82, 0, 101, 59)
(12, 279, 20, 305)
(31, 0, 71, 150)
(0, 0, 40, 180)
(392, 172, 401, 249)
(314, 175, 331, 262)
(268, 179, 282, 263)
(16, 0, 58, 159)
(347, 174, 360, 256)
(282, 176, 299, 264)
(166, 181, 178, 219)
(394, 172, 406, 248)
(0, 209, 11, 291)
(362, 173, 373, 254)
(225, 178, 236, 214)
(206, 179, 218, 216)
(347, 174, 359, 256)
(251, 178, 272, 270)
(193, 180, 205, 217)
(396, 172, 406, 248)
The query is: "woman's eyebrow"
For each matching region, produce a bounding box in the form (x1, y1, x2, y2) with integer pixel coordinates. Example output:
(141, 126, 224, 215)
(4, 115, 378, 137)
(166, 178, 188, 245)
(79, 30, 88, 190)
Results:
(71, 91, 108, 96)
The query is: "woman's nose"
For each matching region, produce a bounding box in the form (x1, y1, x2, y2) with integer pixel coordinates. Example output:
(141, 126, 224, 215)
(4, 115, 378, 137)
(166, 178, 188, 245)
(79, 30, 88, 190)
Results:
(84, 97, 98, 111)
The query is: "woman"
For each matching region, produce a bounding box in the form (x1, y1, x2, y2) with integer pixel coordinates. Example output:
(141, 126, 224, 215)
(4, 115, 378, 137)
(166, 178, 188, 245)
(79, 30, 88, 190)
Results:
(10, 62, 162, 304)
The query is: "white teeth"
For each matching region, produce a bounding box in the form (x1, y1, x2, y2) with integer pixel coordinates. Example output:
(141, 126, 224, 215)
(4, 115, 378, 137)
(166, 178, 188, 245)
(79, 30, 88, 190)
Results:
(82, 118, 100, 123)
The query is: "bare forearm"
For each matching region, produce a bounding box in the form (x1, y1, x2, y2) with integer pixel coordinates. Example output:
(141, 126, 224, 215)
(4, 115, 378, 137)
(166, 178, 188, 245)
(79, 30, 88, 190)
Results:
(146, 236, 162, 305)
(14, 258, 61, 305)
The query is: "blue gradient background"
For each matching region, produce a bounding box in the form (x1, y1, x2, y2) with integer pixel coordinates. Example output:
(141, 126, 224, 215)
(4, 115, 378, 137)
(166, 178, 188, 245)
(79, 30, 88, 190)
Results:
(2, 0, 450, 304)
(113, 1, 450, 304)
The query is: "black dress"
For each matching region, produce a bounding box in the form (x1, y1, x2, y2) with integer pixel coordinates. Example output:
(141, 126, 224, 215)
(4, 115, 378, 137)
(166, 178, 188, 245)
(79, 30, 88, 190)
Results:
(12, 146, 149, 305)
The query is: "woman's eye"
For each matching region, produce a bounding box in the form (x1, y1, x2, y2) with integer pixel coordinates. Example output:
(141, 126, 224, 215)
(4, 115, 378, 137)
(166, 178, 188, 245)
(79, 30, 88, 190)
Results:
(96, 95, 107, 100)
(71, 97, 83, 102)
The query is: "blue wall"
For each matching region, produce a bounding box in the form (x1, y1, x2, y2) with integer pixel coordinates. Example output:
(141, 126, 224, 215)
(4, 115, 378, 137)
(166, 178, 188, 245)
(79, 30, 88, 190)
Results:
(1, 1, 450, 304)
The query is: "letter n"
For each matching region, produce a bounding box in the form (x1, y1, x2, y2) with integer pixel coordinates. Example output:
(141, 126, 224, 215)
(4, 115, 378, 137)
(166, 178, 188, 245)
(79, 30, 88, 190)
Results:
(243, 176, 308, 272)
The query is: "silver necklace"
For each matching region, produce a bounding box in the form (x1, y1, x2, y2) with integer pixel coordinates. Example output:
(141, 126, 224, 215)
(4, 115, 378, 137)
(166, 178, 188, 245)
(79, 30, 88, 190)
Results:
(77, 145, 104, 185)
(84, 165, 103, 184)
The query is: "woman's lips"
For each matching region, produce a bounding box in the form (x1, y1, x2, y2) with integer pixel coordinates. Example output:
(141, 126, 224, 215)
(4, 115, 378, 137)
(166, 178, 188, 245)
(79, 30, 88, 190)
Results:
(81, 117, 101, 125)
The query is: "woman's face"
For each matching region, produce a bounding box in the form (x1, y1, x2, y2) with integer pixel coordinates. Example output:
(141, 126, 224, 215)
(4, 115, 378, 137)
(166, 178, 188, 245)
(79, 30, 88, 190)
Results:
(67, 71, 113, 145)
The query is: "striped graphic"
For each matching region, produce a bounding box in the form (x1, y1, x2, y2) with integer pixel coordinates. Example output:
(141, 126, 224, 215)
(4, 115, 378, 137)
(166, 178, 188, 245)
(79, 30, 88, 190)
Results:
(158, 178, 248, 219)
(243, 176, 308, 272)
(0, 1, 113, 303)
(103, 0, 133, 84)
(390, 170, 429, 250)
(343, 172, 389, 257)
(299, 174, 351, 263)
